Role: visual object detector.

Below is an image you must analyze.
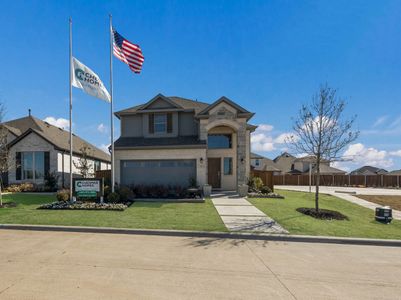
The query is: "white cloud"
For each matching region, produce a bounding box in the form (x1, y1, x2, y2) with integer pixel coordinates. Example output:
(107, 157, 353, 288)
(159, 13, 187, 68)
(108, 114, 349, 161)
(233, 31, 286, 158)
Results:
(251, 132, 275, 151)
(97, 123, 108, 134)
(390, 150, 401, 157)
(372, 115, 388, 128)
(341, 143, 393, 168)
(43, 116, 70, 130)
(274, 132, 296, 144)
(99, 144, 110, 153)
(257, 124, 274, 132)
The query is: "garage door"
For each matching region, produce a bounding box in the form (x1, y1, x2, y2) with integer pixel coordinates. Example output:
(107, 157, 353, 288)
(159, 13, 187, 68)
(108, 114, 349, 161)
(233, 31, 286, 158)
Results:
(121, 159, 196, 186)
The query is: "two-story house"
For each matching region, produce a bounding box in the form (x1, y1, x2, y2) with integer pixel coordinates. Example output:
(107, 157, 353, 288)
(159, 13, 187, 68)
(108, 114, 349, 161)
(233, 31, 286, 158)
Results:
(114, 94, 256, 190)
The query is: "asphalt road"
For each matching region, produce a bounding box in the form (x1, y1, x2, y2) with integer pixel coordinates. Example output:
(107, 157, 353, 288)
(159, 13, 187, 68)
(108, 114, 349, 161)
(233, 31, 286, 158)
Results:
(0, 230, 400, 299)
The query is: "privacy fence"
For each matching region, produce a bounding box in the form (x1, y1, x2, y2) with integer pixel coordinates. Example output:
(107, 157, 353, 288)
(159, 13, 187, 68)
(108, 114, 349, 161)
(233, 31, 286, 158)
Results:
(272, 174, 401, 188)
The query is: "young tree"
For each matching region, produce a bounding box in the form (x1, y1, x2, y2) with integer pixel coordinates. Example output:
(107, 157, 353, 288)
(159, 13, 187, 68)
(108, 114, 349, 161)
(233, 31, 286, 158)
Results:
(0, 103, 12, 206)
(73, 145, 94, 178)
(288, 85, 359, 212)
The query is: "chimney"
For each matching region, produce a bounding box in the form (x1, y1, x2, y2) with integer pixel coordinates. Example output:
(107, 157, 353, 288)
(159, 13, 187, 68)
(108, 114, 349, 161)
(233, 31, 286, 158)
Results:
(28, 109, 31, 117)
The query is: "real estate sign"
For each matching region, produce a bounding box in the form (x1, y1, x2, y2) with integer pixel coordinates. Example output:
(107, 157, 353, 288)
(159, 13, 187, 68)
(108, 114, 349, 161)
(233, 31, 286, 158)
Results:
(73, 179, 103, 198)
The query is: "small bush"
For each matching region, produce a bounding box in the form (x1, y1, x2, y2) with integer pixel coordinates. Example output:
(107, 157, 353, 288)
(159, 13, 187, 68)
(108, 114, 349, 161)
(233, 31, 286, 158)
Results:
(44, 171, 59, 192)
(56, 189, 70, 202)
(248, 176, 264, 192)
(117, 185, 134, 201)
(260, 186, 272, 194)
(107, 192, 120, 203)
(6, 183, 36, 193)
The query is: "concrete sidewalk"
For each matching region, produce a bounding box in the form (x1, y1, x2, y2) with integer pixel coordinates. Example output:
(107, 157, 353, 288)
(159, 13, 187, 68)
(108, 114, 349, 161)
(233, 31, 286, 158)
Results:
(276, 185, 401, 220)
(211, 192, 287, 233)
(1, 229, 400, 299)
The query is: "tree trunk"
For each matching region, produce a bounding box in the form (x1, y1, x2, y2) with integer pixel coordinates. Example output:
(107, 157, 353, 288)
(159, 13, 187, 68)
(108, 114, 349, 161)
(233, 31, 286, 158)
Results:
(315, 160, 320, 212)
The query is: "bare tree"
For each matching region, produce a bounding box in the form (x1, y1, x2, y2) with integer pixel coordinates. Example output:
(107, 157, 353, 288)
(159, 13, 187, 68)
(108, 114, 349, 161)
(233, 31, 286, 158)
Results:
(73, 145, 94, 178)
(288, 85, 359, 212)
(0, 103, 12, 206)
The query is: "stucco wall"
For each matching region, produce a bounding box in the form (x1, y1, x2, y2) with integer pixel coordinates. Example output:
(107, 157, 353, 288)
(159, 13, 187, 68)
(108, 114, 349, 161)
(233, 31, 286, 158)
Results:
(121, 115, 143, 137)
(114, 148, 207, 186)
(178, 112, 198, 136)
(142, 112, 179, 138)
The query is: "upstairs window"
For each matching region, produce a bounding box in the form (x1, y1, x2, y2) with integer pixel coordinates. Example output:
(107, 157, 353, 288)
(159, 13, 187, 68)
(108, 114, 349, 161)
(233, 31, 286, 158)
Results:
(149, 113, 173, 134)
(255, 159, 260, 166)
(208, 134, 232, 149)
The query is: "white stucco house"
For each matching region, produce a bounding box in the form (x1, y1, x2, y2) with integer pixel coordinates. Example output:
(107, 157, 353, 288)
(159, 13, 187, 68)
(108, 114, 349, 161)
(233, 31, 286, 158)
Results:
(114, 94, 257, 190)
(2, 113, 110, 187)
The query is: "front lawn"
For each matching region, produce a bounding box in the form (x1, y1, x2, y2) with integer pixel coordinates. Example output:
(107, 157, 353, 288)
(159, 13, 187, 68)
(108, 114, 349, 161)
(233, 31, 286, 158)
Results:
(249, 190, 401, 239)
(0, 193, 226, 232)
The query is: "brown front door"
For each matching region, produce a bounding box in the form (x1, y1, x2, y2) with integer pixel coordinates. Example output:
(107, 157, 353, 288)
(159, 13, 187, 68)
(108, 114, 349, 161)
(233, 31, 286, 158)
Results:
(208, 158, 221, 188)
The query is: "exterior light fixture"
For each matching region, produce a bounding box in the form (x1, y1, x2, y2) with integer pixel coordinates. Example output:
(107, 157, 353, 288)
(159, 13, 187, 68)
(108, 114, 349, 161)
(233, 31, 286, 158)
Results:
(200, 157, 204, 164)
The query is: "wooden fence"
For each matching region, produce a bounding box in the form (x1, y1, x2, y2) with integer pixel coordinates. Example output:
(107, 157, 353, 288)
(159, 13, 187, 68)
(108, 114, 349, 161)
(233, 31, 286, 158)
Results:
(273, 174, 401, 188)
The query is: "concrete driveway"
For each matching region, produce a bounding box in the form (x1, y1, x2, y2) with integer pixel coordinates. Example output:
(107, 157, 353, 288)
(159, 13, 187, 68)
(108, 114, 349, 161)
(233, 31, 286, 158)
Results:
(1, 230, 400, 299)
(276, 185, 401, 196)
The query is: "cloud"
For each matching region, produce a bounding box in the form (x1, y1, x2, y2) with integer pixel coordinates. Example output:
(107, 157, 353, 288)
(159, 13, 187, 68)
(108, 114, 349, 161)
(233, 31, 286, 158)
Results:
(43, 116, 70, 129)
(257, 124, 274, 131)
(390, 150, 401, 157)
(341, 143, 393, 168)
(390, 115, 401, 128)
(99, 144, 110, 153)
(274, 132, 297, 144)
(97, 123, 108, 134)
(372, 115, 388, 128)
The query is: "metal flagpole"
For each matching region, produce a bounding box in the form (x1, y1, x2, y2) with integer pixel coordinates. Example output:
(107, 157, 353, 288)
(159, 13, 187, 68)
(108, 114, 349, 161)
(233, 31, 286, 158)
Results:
(69, 17, 73, 200)
(109, 14, 115, 193)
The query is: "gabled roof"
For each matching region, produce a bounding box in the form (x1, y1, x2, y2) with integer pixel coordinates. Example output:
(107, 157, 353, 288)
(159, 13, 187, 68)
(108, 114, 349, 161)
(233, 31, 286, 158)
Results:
(310, 164, 346, 175)
(197, 96, 254, 120)
(115, 94, 209, 118)
(294, 155, 329, 164)
(3, 115, 110, 162)
(251, 152, 266, 159)
(254, 158, 282, 172)
(389, 169, 401, 175)
(350, 166, 388, 175)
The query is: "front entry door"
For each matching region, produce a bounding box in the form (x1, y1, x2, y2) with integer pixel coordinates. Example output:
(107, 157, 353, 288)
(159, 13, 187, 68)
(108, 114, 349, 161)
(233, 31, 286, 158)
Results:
(208, 158, 221, 188)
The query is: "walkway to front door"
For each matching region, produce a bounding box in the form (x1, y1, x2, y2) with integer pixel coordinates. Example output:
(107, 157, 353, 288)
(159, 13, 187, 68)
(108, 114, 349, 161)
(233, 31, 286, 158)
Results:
(211, 191, 288, 233)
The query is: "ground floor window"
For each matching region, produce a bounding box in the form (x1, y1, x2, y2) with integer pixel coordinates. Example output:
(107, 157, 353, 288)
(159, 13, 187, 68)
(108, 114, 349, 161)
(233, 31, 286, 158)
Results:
(223, 157, 233, 175)
(21, 151, 45, 180)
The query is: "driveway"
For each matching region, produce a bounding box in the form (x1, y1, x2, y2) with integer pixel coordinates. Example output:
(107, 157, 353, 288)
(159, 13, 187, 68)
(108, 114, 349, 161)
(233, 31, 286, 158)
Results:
(276, 185, 401, 196)
(275, 185, 401, 220)
(1, 230, 400, 299)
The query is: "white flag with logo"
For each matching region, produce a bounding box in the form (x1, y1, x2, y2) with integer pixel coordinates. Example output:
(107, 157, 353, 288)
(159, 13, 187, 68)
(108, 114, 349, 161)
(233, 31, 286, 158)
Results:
(72, 57, 111, 102)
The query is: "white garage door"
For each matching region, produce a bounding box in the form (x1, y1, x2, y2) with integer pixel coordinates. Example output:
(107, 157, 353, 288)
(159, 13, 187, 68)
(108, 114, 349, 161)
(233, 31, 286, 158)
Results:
(121, 159, 196, 186)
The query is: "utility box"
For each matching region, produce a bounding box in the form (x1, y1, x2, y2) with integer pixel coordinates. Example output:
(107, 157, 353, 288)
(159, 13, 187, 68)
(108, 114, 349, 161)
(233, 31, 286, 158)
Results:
(375, 206, 393, 224)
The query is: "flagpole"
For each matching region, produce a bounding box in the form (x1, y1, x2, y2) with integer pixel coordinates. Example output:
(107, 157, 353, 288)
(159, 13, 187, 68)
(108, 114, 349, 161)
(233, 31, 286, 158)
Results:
(109, 14, 115, 193)
(69, 17, 73, 201)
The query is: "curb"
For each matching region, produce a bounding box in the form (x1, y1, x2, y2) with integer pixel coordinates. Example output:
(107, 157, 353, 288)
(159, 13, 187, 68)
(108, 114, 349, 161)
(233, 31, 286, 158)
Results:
(1, 224, 401, 247)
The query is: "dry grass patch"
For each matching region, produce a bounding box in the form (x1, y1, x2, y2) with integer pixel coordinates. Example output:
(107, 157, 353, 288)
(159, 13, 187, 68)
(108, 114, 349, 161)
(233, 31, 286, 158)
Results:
(356, 195, 401, 210)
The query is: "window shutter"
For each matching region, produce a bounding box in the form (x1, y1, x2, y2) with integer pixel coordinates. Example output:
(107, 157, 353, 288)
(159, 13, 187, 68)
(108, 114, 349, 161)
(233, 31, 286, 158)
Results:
(16, 152, 21, 180)
(44, 152, 50, 176)
(167, 113, 173, 133)
(149, 114, 154, 134)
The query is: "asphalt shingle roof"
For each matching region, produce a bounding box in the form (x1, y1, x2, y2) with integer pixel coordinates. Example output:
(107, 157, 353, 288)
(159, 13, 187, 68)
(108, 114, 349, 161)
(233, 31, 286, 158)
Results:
(114, 135, 206, 149)
(3, 116, 110, 162)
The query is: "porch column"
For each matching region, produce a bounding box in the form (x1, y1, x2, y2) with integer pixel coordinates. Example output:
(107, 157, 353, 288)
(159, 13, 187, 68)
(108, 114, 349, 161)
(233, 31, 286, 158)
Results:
(237, 125, 247, 186)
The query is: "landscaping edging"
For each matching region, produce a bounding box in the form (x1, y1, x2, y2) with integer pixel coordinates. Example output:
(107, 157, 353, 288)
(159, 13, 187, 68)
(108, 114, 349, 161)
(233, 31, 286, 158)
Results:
(134, 198, 204, 203)
(1, 223, 401, 247)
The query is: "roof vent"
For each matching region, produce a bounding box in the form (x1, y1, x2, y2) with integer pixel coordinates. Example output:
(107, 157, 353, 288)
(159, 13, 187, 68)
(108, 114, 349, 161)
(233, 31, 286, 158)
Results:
(28, 109, 31, 117)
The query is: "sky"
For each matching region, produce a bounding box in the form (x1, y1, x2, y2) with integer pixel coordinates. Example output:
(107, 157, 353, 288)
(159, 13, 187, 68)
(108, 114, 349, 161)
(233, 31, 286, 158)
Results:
(1, 0, 401, 172)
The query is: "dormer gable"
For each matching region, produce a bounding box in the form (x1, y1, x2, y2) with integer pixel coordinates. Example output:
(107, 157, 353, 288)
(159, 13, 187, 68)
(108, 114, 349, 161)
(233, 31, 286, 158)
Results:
(197, 96, 254, 120)
(139, 94, 183, 111)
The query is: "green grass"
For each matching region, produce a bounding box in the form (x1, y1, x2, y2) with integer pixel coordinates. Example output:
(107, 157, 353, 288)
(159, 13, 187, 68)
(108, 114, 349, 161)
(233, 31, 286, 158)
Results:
(249, 190, 401, 239)
(0, 193, 226, 232)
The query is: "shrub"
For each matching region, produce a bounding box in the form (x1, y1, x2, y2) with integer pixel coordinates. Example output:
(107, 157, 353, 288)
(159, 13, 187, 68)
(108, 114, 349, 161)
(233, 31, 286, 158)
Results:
(107, 192, 120, 203)
(188, 177, 197, 188)
(6, 184, 22, 193)
(248, 177, 264, 192)
(117, 185, 134, 201)
(44, 171, 59, 192)
(260, 186, 272, 194)
(56, 189, 70, 202)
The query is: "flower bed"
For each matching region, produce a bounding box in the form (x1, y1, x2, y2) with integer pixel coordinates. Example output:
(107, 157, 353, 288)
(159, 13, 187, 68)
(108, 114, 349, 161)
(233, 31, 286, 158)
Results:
(38, 201, 127, 211)
(247, 192, 284, 199)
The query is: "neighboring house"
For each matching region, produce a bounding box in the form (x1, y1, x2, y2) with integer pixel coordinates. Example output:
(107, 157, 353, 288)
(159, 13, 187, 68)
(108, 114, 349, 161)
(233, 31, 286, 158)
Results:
(388, 170, 401, 176)
(2, 114, 110, 187)
(349, 166, 388, 175)
(273, 152, 346, 175)
(114, 94, 256, 190)
(250, 152, 281, 174)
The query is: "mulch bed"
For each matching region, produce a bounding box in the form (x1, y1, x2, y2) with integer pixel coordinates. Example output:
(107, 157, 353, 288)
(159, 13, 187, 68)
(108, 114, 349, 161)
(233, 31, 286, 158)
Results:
(296, 207, 349, 220)
(0, 202, 17, 208)
(247, 193, 284, 199)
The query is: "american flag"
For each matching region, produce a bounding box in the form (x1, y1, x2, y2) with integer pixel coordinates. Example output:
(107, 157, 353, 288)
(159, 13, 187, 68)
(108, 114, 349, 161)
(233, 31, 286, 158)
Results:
(112, 29, 144, 74)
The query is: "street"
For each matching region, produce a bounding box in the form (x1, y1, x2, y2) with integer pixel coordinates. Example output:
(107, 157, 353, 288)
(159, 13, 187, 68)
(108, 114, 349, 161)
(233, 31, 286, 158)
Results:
(0, 230, 400, 299)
